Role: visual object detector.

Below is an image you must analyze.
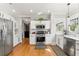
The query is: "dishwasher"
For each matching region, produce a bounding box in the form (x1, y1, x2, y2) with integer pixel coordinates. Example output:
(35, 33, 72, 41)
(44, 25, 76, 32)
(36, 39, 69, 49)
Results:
(64, 37, 76, 56)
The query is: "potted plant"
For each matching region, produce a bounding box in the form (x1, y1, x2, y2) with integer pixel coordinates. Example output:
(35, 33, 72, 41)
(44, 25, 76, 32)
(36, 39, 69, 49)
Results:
(69, 23, 77, 31)
(38, 17, 44, 22)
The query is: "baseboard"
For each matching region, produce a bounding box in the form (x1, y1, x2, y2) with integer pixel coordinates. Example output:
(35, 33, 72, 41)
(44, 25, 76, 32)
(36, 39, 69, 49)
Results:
(30, 43, 53, 46)
(51, 43, 56, 45)
(7, 42, 21, 56)
(13, 42, 21, 49)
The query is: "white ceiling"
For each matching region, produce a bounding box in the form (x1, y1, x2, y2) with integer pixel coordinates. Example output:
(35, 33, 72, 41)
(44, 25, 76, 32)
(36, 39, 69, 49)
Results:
(0, 3, 79, 18)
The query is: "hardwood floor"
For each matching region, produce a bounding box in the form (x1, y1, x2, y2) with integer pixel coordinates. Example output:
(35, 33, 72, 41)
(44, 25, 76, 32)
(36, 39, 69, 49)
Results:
(9, 38, 56, 56)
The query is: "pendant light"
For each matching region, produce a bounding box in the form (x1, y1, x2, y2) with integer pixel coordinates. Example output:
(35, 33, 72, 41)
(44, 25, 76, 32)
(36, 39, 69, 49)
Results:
(67, 3, 71, 18)
(65, 3, 71, 34)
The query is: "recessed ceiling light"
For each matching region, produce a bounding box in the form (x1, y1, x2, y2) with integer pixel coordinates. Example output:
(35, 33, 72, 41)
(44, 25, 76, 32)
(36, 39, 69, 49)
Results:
(48, 10, 50, 13)
(12, 9, 16, 13)
(30, 10, 33, 12)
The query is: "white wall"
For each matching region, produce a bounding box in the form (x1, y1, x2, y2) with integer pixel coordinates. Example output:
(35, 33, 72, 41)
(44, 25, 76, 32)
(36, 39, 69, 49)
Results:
(70, 13, 79, 19)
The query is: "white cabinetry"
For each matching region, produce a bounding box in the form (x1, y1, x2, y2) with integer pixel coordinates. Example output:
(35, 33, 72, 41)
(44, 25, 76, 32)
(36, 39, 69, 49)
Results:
(45, 34, 52, 44)
(76, 41, 79, 56)
(56, 33, 64, 49)
(30, 21, 39, 29)
(30, 34, 36, 44)
(40, 21, 50, 29)
(30, 21, 50, 29)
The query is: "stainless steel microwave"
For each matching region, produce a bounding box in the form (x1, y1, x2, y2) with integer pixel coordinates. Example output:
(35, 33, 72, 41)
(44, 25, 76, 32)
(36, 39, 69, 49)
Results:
(36, 25, 45, 29)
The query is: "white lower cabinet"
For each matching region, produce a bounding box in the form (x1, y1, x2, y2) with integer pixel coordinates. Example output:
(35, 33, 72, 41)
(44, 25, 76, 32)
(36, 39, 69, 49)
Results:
(76, 41, 79, 56)
(30, 34, 36, 44)
(56, 34, 64, 49)
(45, 34, 52, 44)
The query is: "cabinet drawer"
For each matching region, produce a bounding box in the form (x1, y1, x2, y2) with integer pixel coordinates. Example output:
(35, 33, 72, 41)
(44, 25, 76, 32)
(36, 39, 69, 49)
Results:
(76, 41, 79, 43)
(76, 49, 79, 56)
(76, 43, 79, 48)
(75, 42, 79, 56)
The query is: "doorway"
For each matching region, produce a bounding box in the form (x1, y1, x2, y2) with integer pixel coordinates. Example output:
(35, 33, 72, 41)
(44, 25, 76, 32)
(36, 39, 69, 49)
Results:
(22, 19, 30, 44)
(24, 23, 30, 38)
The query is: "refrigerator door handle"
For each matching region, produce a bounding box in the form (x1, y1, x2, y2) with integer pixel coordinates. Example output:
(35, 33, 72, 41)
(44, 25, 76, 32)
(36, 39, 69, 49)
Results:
(0, 30, 2, 40)
(1, 30, 3, 38)
(2, 29, 5, 41)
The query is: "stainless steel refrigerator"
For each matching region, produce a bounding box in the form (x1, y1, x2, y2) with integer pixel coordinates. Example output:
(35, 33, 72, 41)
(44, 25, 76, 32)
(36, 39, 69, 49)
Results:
(0, 18, 13, 56)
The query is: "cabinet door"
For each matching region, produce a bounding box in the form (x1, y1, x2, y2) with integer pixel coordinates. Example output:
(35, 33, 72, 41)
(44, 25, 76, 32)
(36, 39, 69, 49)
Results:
(76, 42, 79, 56)
(30, 34, 36, 44)
(56, 35, 64, 49)
(30, 21, 40, 29)
(41, 21, 50, 29)
(56, 35, 60, 46)
(45, 21, 50, 29)
(56, 35, 59, 45)
(45, 34, 51, 44)
(59, 35, 64, 49)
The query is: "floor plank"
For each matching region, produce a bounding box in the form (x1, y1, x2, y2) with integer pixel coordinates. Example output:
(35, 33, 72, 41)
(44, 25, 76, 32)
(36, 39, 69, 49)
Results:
(9, 38, 56, 56)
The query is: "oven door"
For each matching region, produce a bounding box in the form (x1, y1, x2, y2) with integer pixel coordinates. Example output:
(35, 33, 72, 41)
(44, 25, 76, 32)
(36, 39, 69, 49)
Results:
(36, 37, 45, 42)
(36, 25, 45, 29)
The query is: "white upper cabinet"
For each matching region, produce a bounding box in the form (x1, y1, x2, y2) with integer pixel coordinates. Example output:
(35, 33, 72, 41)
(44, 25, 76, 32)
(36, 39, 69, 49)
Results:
(41, 21, 50, 29)
(30, 20, 50, 29)
(30, 21, 39, 29)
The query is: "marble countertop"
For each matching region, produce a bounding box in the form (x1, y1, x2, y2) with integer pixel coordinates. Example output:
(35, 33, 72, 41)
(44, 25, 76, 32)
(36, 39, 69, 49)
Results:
(64, 35, 79, 40)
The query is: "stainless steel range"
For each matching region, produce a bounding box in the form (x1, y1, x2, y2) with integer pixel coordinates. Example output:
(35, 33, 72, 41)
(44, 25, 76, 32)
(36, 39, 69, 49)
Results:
(36, 25, 46, 48)
(36, 25, 45, 29)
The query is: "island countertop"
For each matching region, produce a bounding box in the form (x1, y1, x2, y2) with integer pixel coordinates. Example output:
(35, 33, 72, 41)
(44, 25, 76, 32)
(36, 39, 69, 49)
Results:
(64, 35, 79, 41)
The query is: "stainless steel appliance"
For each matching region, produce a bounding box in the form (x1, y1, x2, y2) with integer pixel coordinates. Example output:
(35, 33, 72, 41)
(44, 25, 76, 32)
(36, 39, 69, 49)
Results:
(0, 21, 4, 56)
(0, 19, 13, 56)
(36, 31, 46, 34)
(36, 25, 46, 48)
(36, 25, 45, 29)
(36, 37, 45, 42)
(36, 25, 45, 42)
(64, 37, 75, 56)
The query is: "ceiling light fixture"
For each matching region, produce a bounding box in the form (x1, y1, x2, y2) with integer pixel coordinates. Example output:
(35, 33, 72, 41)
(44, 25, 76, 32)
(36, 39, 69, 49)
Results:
(47, 10, 50, 13)
(30, 9, 33, 12)
(12, 9, 16, 13)
(65, 3, 71, 34)
(67, 3, 71, 18)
